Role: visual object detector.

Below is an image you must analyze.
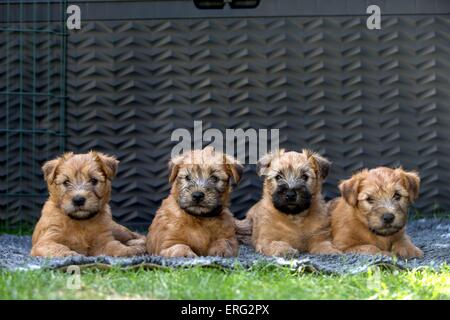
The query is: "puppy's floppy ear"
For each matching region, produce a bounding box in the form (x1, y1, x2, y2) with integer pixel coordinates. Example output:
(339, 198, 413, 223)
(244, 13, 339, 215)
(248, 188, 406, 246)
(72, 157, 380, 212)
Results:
(42, 152, 72, 184)
(257, 150, 283, 176)
(339, 174, 362, 207)
(42, 158, 61, 184)
(168, 154, 184, 184)
(305, 149, 331, 180)
(92, 151, 119, 179)
(399, 169, 420, 202)
(223, 153, 244, 184)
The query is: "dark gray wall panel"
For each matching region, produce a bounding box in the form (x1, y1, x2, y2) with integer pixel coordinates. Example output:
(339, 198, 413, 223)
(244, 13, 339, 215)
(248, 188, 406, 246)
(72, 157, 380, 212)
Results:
(66, 12, 450, 227)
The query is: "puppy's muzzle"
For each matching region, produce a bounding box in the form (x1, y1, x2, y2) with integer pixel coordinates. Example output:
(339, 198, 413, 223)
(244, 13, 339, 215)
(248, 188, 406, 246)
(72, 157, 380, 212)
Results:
(381, 212, 395, 225)
(285, 189, 297, 202)
(371, 212, 404, 236)
(273, 185, 312, 215)
(191, 191, 205, 203)
(72, 195, 86, 207)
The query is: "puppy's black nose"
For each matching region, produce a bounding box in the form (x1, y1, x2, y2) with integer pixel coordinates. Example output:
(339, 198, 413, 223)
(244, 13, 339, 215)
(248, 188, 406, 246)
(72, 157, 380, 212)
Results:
(285, 190, 297, 201)
(382, 213, 395, 224)
(72, 195, 86, 207)
(192, 191, 205, 202)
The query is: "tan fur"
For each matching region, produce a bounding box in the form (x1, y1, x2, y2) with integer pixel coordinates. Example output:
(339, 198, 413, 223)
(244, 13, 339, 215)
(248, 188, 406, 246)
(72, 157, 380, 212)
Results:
(234, 218, 253, 246)
(147, 147, 242, 257)
(330, 167, 423, 259)
(31, 152, 145, 257)
(238, 149, 340, 257)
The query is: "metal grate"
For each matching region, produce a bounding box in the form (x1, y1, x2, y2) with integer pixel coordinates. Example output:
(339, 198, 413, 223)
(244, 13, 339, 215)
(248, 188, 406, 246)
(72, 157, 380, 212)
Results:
(0, 0, 68, 225)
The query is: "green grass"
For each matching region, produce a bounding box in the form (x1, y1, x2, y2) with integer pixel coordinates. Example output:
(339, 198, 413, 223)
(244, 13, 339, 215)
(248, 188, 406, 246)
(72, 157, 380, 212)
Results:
(1, 265, 450, 300)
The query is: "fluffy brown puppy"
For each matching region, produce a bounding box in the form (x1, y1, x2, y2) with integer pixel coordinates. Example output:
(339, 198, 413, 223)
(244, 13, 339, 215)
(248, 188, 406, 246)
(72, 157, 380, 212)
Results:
(147, 147, 243, 258)
(237, 149, 340, 257)
(330, 167, 423, 258)
(31, 152, 146, 257)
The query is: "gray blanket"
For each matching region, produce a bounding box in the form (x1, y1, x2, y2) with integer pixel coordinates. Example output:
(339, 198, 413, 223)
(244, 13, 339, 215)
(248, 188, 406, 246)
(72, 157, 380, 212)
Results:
(1, 218, 449, 274)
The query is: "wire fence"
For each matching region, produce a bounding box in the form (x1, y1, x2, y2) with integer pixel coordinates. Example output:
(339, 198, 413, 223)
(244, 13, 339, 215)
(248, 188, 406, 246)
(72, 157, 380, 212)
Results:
(0, 0, 68, 226)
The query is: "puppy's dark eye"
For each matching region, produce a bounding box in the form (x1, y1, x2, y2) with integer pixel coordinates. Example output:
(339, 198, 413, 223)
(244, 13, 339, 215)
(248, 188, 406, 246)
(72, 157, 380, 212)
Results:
(275, 175, 283, 181)
(90, 178, 98, 186)
(63, 180, 70, 187)
(393, 192, 402, 201)
(185, 175, 192, 182)
(210, 176, 219, 183)
(366, 196, 374, 204)
(301, 174, 309, 181)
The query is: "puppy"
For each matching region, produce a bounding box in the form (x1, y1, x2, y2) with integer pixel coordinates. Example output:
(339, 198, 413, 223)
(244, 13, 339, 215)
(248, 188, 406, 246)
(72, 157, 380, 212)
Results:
(237, 149, 340, 257)
(330, 167, 423, 258)
(31, 151, 145, 257)
(147, 147, 242, 258)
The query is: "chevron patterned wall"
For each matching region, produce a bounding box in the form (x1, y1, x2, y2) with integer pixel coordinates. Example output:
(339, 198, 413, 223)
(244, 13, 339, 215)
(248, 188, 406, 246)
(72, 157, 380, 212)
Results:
(2, 1, 450, 227)
(66, 14, 450, 227)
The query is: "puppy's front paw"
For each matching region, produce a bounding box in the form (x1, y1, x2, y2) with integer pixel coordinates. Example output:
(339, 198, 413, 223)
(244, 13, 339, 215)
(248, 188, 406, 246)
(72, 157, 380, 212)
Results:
(113, 245, 145, 257)
(392, 244, 424, 259)
(161, 244, 198, 258)
(208, 247, 234, 257)
(208, 239, 238, 257)
(309, 241, 342, 255)
(261, 241, 298, 258)
(345, 244, 383, 255)
(315, 246, 342, 255)
(126, 238, 146, 247)
(60, 250, 82, 257)
(127, 244, 146, 256)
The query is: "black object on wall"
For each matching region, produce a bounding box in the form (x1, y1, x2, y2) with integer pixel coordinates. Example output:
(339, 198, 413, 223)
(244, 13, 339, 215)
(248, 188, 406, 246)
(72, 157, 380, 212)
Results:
(1, 0, 450, 228)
